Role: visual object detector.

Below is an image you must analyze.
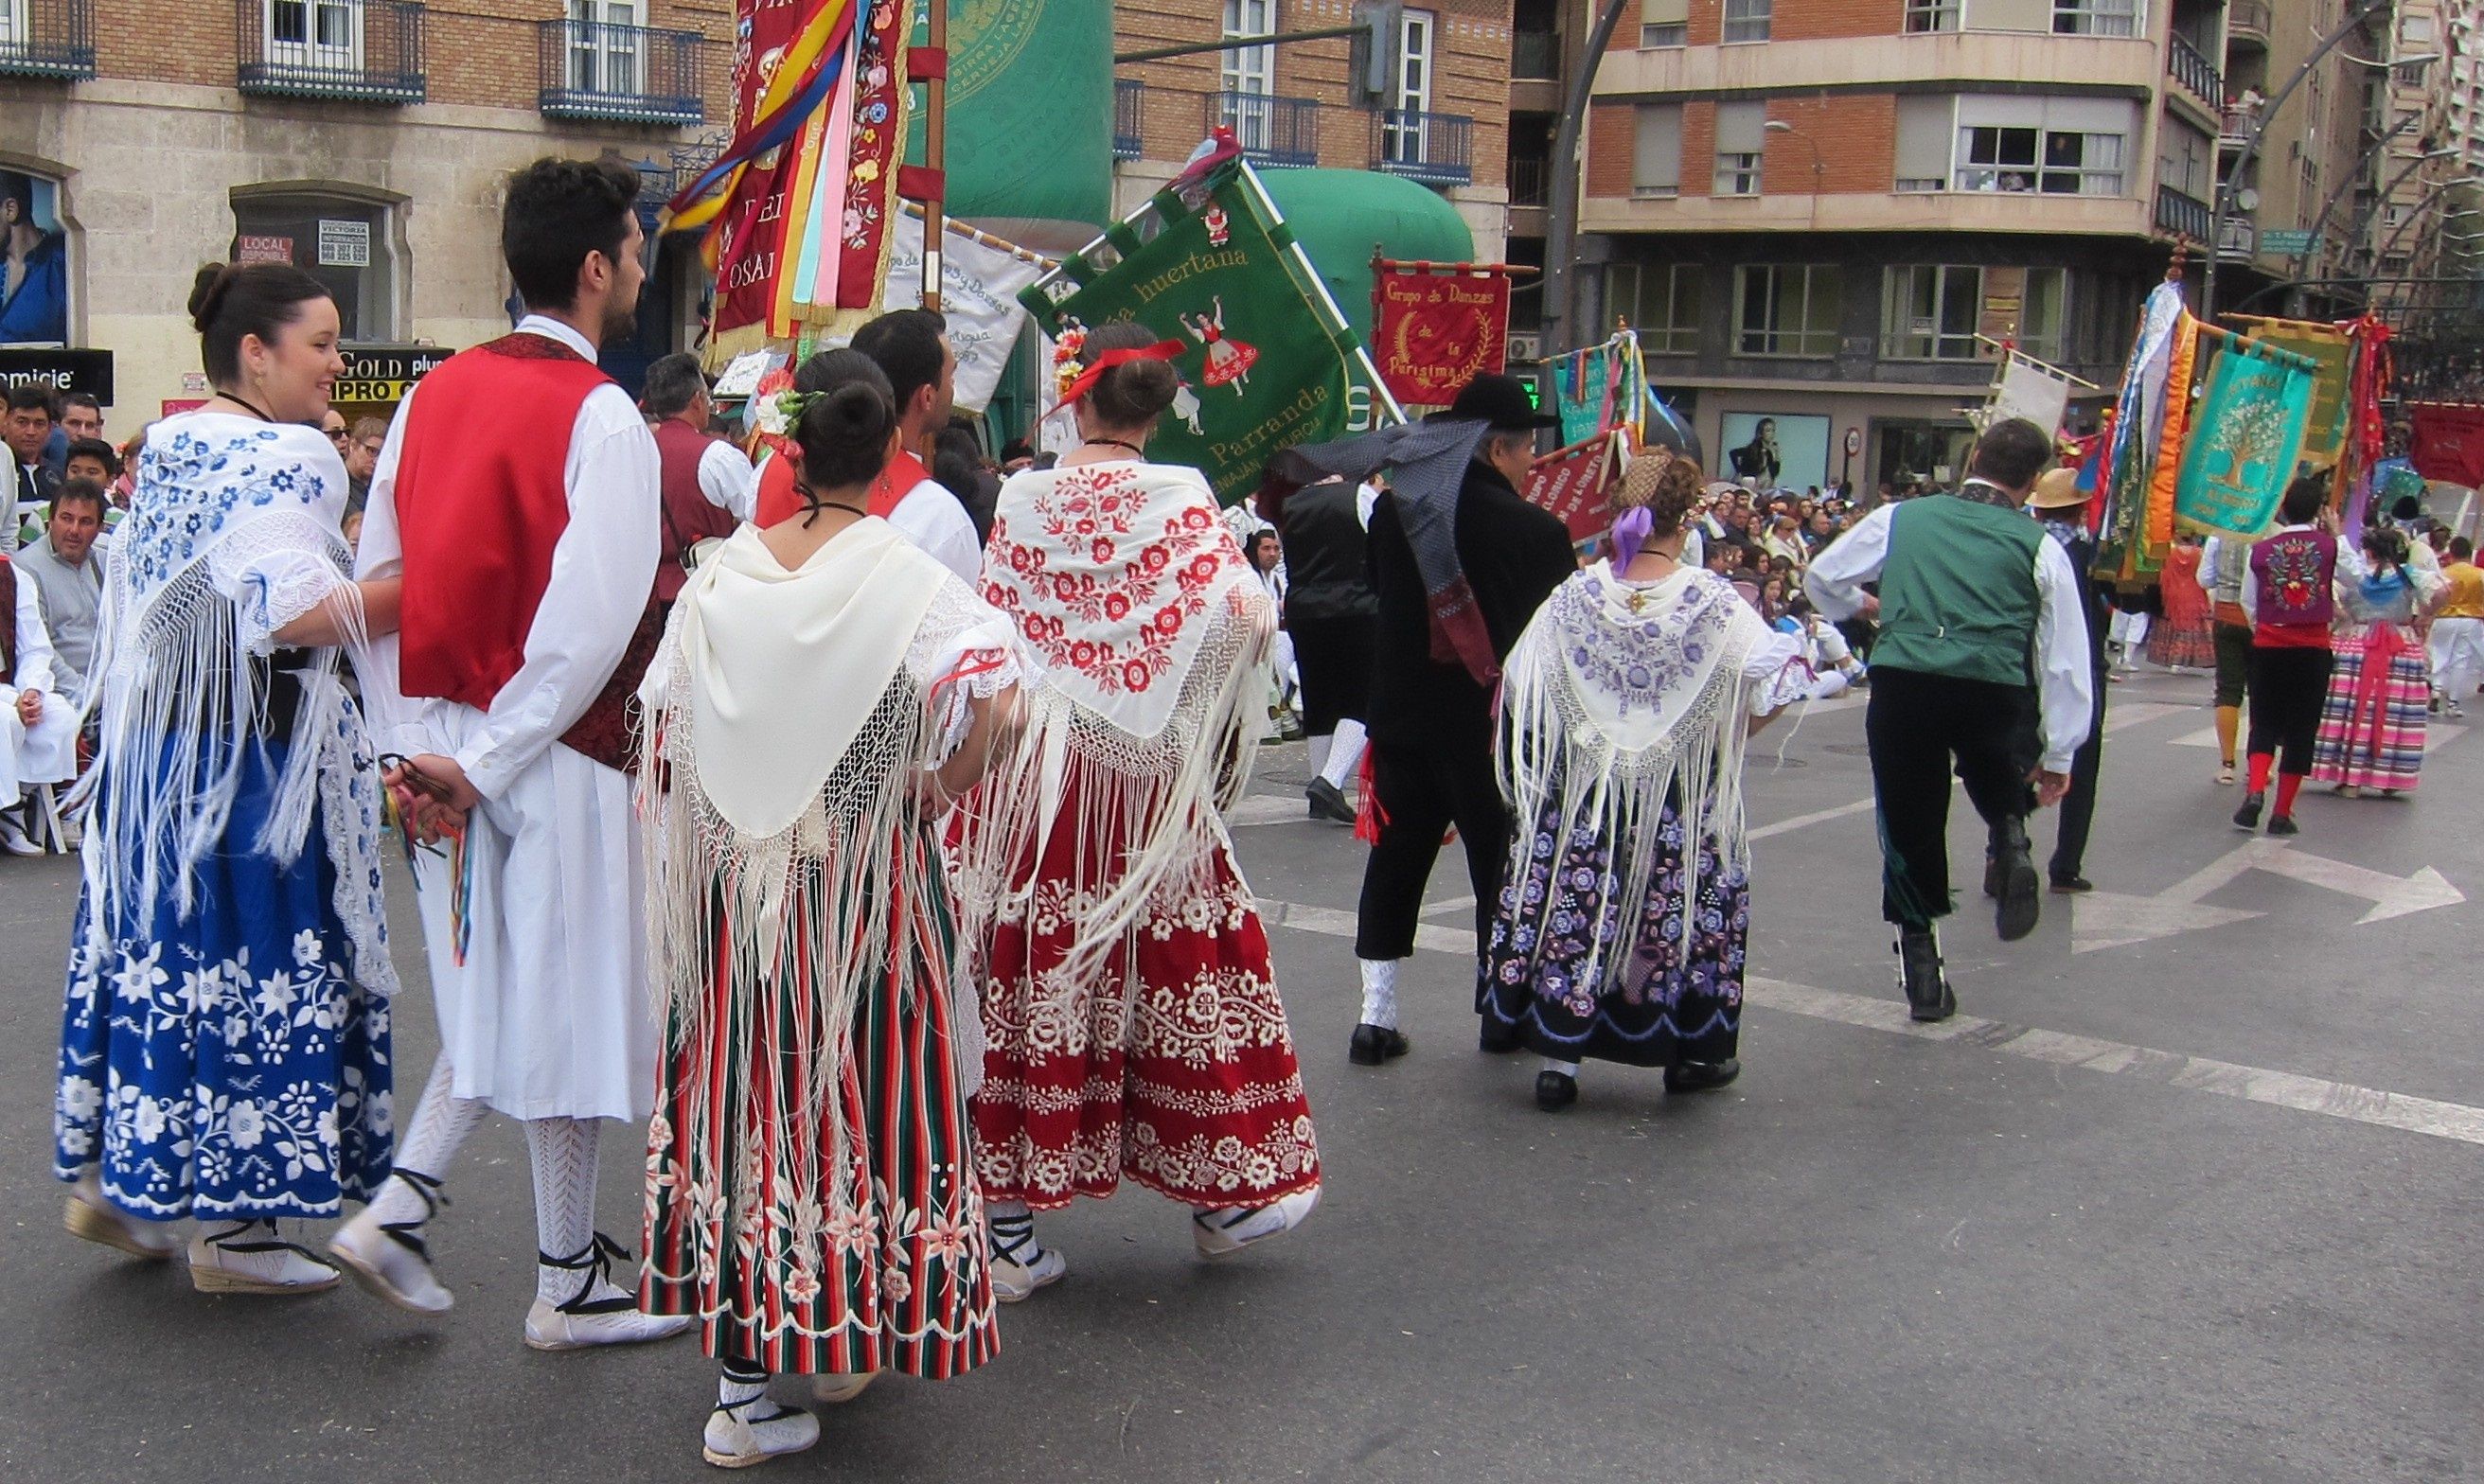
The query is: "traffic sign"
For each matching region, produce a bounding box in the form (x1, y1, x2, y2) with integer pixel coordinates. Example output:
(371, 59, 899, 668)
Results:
(2260, 228, 2315, 256)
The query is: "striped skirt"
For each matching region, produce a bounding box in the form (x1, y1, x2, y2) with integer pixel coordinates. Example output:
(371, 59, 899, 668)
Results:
(640, 831, 999, 1379)
(2312, 624, 2428, 790)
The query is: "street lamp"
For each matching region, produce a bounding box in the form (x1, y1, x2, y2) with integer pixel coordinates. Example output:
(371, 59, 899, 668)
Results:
(1541, 0, 1638, 373)
(1764, 119, 1826, 229)
(2373, 176, 2484, 267)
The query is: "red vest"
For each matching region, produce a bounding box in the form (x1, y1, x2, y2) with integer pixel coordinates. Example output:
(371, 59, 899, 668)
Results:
(393, 333, 657, 771)
(0, 554, 16, 685)
(650, 417, 739, 604)
(753, 445, 932, 526)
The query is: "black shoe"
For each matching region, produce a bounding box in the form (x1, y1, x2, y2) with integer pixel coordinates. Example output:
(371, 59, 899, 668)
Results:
(1477, 1020, 1523, 1055)
(1980, 853, 2002, 899)
(2049, 875, 2095, 893)
(1535, 1070, 1578, 1111)
(2232, 792, 2264, 832)
(1993, 842, 2040, 944)
(1896, 928, 1956, 1022)
(2266, 814, 2300, 838)
(1348, 1022, 1409, 1066)
(1304, 776, 1356, 824)
(1663, 1058, 1741, 1095)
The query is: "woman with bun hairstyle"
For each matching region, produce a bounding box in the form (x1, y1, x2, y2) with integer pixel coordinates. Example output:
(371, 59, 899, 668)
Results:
(54, 262, 404, 1290)
(1477, 454, 1823, 1112)
(636, 355, 1024, 1467)
(954, 319, 1322, 1298)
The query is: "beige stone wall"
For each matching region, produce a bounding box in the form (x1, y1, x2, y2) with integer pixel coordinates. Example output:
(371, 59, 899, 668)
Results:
(0, 80, 695, 421)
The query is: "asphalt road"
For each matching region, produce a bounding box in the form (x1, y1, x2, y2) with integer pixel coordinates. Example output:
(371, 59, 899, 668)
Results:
(1, 668, 2476, 1482)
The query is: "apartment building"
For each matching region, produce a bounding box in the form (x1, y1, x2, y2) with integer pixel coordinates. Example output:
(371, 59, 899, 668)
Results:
(1110, 0, 1517, 259)
(0, 0, 733, 419)
(2369, 0, 2458, 318)
(1514, 0, 2224, 491)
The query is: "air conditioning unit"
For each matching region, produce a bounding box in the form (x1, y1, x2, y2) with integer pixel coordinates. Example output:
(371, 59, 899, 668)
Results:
(1506, 331, 1542, 362)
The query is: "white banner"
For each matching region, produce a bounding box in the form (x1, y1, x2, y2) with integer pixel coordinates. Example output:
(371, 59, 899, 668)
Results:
(878, 209, 1048, 414)
(1988, 349, 2073, 437)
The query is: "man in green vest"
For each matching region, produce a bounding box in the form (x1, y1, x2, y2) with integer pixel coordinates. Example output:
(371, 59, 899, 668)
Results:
(1805, 417, 2094, 1022)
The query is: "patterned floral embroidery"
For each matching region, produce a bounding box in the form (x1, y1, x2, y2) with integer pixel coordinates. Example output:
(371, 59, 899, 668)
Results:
(982, 463, 1245, 699)
(1552, 569, 1737, 721)
(121, 425, 338, 596)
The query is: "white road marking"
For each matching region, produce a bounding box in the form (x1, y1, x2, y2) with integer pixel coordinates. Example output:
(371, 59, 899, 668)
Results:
(2173, 719, 2467, 753)
(2245, 845, 2465, 923)
(2071, 838, 2461, 948)
(1748, 798, 1877, 840)
(1259, 898, 2484, 1148)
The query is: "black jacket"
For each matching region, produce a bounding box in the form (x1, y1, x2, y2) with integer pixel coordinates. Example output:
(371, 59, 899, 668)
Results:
(1276, 481, 1375, 626)
(1364, 461, 1575, 751)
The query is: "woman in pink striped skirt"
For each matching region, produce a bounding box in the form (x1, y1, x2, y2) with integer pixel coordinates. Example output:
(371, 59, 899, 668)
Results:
(2313, 527, 2440, 796)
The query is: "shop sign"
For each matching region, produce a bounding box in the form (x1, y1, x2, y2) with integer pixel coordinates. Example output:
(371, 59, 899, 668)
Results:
(330, 343, 450, 405)
(238, 235, 294, 265)
(0, 346, 114, 403)
(318, 220, 371, 269)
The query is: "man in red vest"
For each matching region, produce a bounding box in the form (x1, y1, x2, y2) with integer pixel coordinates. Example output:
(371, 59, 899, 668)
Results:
(639, 350, 753, 603)
(333, 157, 693, 1352)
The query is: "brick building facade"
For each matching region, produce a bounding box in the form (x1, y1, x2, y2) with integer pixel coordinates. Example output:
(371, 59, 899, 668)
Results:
(1, 0, 735, 418)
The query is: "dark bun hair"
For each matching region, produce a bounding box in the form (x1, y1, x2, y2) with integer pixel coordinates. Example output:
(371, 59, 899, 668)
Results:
(1082, 319, 1180, 428)
(189, 261, 331, 387)
(1610, 453, 1705, 538)
(792, 381, 895, 516)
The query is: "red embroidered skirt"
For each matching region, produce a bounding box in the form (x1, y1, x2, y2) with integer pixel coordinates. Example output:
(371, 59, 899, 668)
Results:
(971, 794, 1321, 1211)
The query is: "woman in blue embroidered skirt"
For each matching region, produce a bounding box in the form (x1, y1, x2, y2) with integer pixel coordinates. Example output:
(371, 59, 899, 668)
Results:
(53, 263, 403, 1293)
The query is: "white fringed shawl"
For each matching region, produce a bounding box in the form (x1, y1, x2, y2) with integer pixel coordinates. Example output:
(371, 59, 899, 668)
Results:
(79, 414, 395, 1000)
(639, 521, 1024, 1236)
(955, 459, 1271, 984)
(1497, 562, 1782, 994)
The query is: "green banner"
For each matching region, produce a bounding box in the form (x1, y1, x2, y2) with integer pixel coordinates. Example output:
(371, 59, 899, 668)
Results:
(2175, 347, 2314, 537)
(1022, 167, 1383, 505)
(920, 0, 1111, 233)
(2239, 324, 2354, 466)
(1556, 347, 1609, 446)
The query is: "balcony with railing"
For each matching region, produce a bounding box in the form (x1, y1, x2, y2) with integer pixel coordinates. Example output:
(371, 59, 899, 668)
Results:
(2216, 212, 2256, 259)
(2168, 34, 2222, 107)
(2226, 0, 2269, 49)
(1372, 109, 1472, 186)
(0, 0, 94, 80)
(237, 0, 426, 104)
(1114, 78, 1144, 160)
(2155, 183, 2212, 240)
(1510, 151, 1549, 209)
(538, 20, 702, 125)
(1208, 92, 1321, 169)
(2219, 100, 2258, 150)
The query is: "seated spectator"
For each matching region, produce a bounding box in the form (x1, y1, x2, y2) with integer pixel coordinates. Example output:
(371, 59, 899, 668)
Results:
(1, 544, 78, 854)
(13, 478, 102, 704)
(61, 436, 115, 488)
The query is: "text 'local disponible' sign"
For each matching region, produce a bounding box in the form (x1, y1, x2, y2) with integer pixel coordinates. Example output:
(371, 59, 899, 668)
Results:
(330, 344, 449, 405)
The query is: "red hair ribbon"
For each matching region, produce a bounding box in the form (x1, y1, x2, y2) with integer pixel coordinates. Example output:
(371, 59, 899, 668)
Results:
(1051, 340, 1188, 414)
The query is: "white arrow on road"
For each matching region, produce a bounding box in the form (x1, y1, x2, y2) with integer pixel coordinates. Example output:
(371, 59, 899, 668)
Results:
(2074, 838, 2463, 951)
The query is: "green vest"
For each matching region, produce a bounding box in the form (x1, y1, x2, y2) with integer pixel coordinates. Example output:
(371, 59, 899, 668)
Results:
(1871, 495, 2044, 688)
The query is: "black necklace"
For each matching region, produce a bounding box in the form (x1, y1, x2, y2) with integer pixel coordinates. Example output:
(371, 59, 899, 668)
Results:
(1081, 438, 1147, 458)
(214, 392, 275, 423)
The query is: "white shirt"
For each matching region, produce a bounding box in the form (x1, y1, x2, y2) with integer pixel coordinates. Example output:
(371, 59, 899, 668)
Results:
(354, 313, 663, 798)
(884, 474, 982, 585)
(1805, 490, 2095, 772)
(4, 563, 57, 701)
(696, 436, 757, 523)
(2235, 523, 2367, 626)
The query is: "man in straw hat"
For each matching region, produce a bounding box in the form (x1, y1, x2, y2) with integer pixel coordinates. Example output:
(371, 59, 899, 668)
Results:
(1805, 418, 2093, 1022)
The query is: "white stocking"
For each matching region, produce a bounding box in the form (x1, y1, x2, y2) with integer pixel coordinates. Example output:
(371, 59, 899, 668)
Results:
(367, 1055, 487, 1227)
(1320, 719, 1368, 790)
(1305, 733, 1332, 777)
(524, 1116, 600, 1304)
(1357, 957, 1399, 1031)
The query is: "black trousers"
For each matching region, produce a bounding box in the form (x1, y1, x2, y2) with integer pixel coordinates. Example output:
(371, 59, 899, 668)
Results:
(1865, 667, 2039, 928)
(2049, 682, 2105, 883)
(2244, 645, 2333, 776)
(1289, 612, 1375, 738)
(2211, 621, 2253, 709)
(1354, 739, 1511, 962)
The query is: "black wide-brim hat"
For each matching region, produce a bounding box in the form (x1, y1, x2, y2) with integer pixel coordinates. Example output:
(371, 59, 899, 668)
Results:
(1444, 372, 1560, 431)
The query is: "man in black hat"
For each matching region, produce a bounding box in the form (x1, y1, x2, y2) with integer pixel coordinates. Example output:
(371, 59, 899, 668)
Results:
(1344, 373, 1575, 1066)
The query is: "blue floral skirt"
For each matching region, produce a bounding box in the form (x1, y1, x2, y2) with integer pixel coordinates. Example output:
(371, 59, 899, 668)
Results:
(1477, 792, 1750, 1069)
(54, 736, 393, 1221)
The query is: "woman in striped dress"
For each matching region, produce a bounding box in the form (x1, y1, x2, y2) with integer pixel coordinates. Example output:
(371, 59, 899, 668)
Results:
(2313, 526, 2440, 797)
(635, 366, 1028, 1468)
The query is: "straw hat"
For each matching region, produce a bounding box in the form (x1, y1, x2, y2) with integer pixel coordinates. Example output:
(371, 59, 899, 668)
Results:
(2028, 468, 2087, 511)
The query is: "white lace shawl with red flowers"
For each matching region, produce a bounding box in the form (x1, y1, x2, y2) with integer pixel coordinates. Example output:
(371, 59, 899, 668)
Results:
(980, 458, 1260, 743)
(961, 457, 1273, 981)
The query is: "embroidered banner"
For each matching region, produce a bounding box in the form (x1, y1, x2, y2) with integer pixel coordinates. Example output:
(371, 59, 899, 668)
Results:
(1556, 345, 1611, 447)
(1987, 349, 2073, 437)
(1522, 432, 1621, 543)
(1020, 162, 1391, 505)
(2174, 345, 2315, 537)
(2408, 401, 2484, 488)
(1372, 268, 1509, 408)
(2227, 316, 2355, 465)
(866, 208, 1046, 412)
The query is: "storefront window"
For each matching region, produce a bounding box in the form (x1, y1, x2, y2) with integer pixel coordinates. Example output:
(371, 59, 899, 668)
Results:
(230, 192, 398, 340)
(0, 166, 72, 345)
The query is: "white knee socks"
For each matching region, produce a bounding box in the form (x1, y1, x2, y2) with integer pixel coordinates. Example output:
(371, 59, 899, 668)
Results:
(1321, 719, 1368, 790)
(367, 1055, 487, 1228)
(1306, 733, 1332, 778)
(524, 1116, 600, 1304)
(1357, 957, 1399, 1031)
